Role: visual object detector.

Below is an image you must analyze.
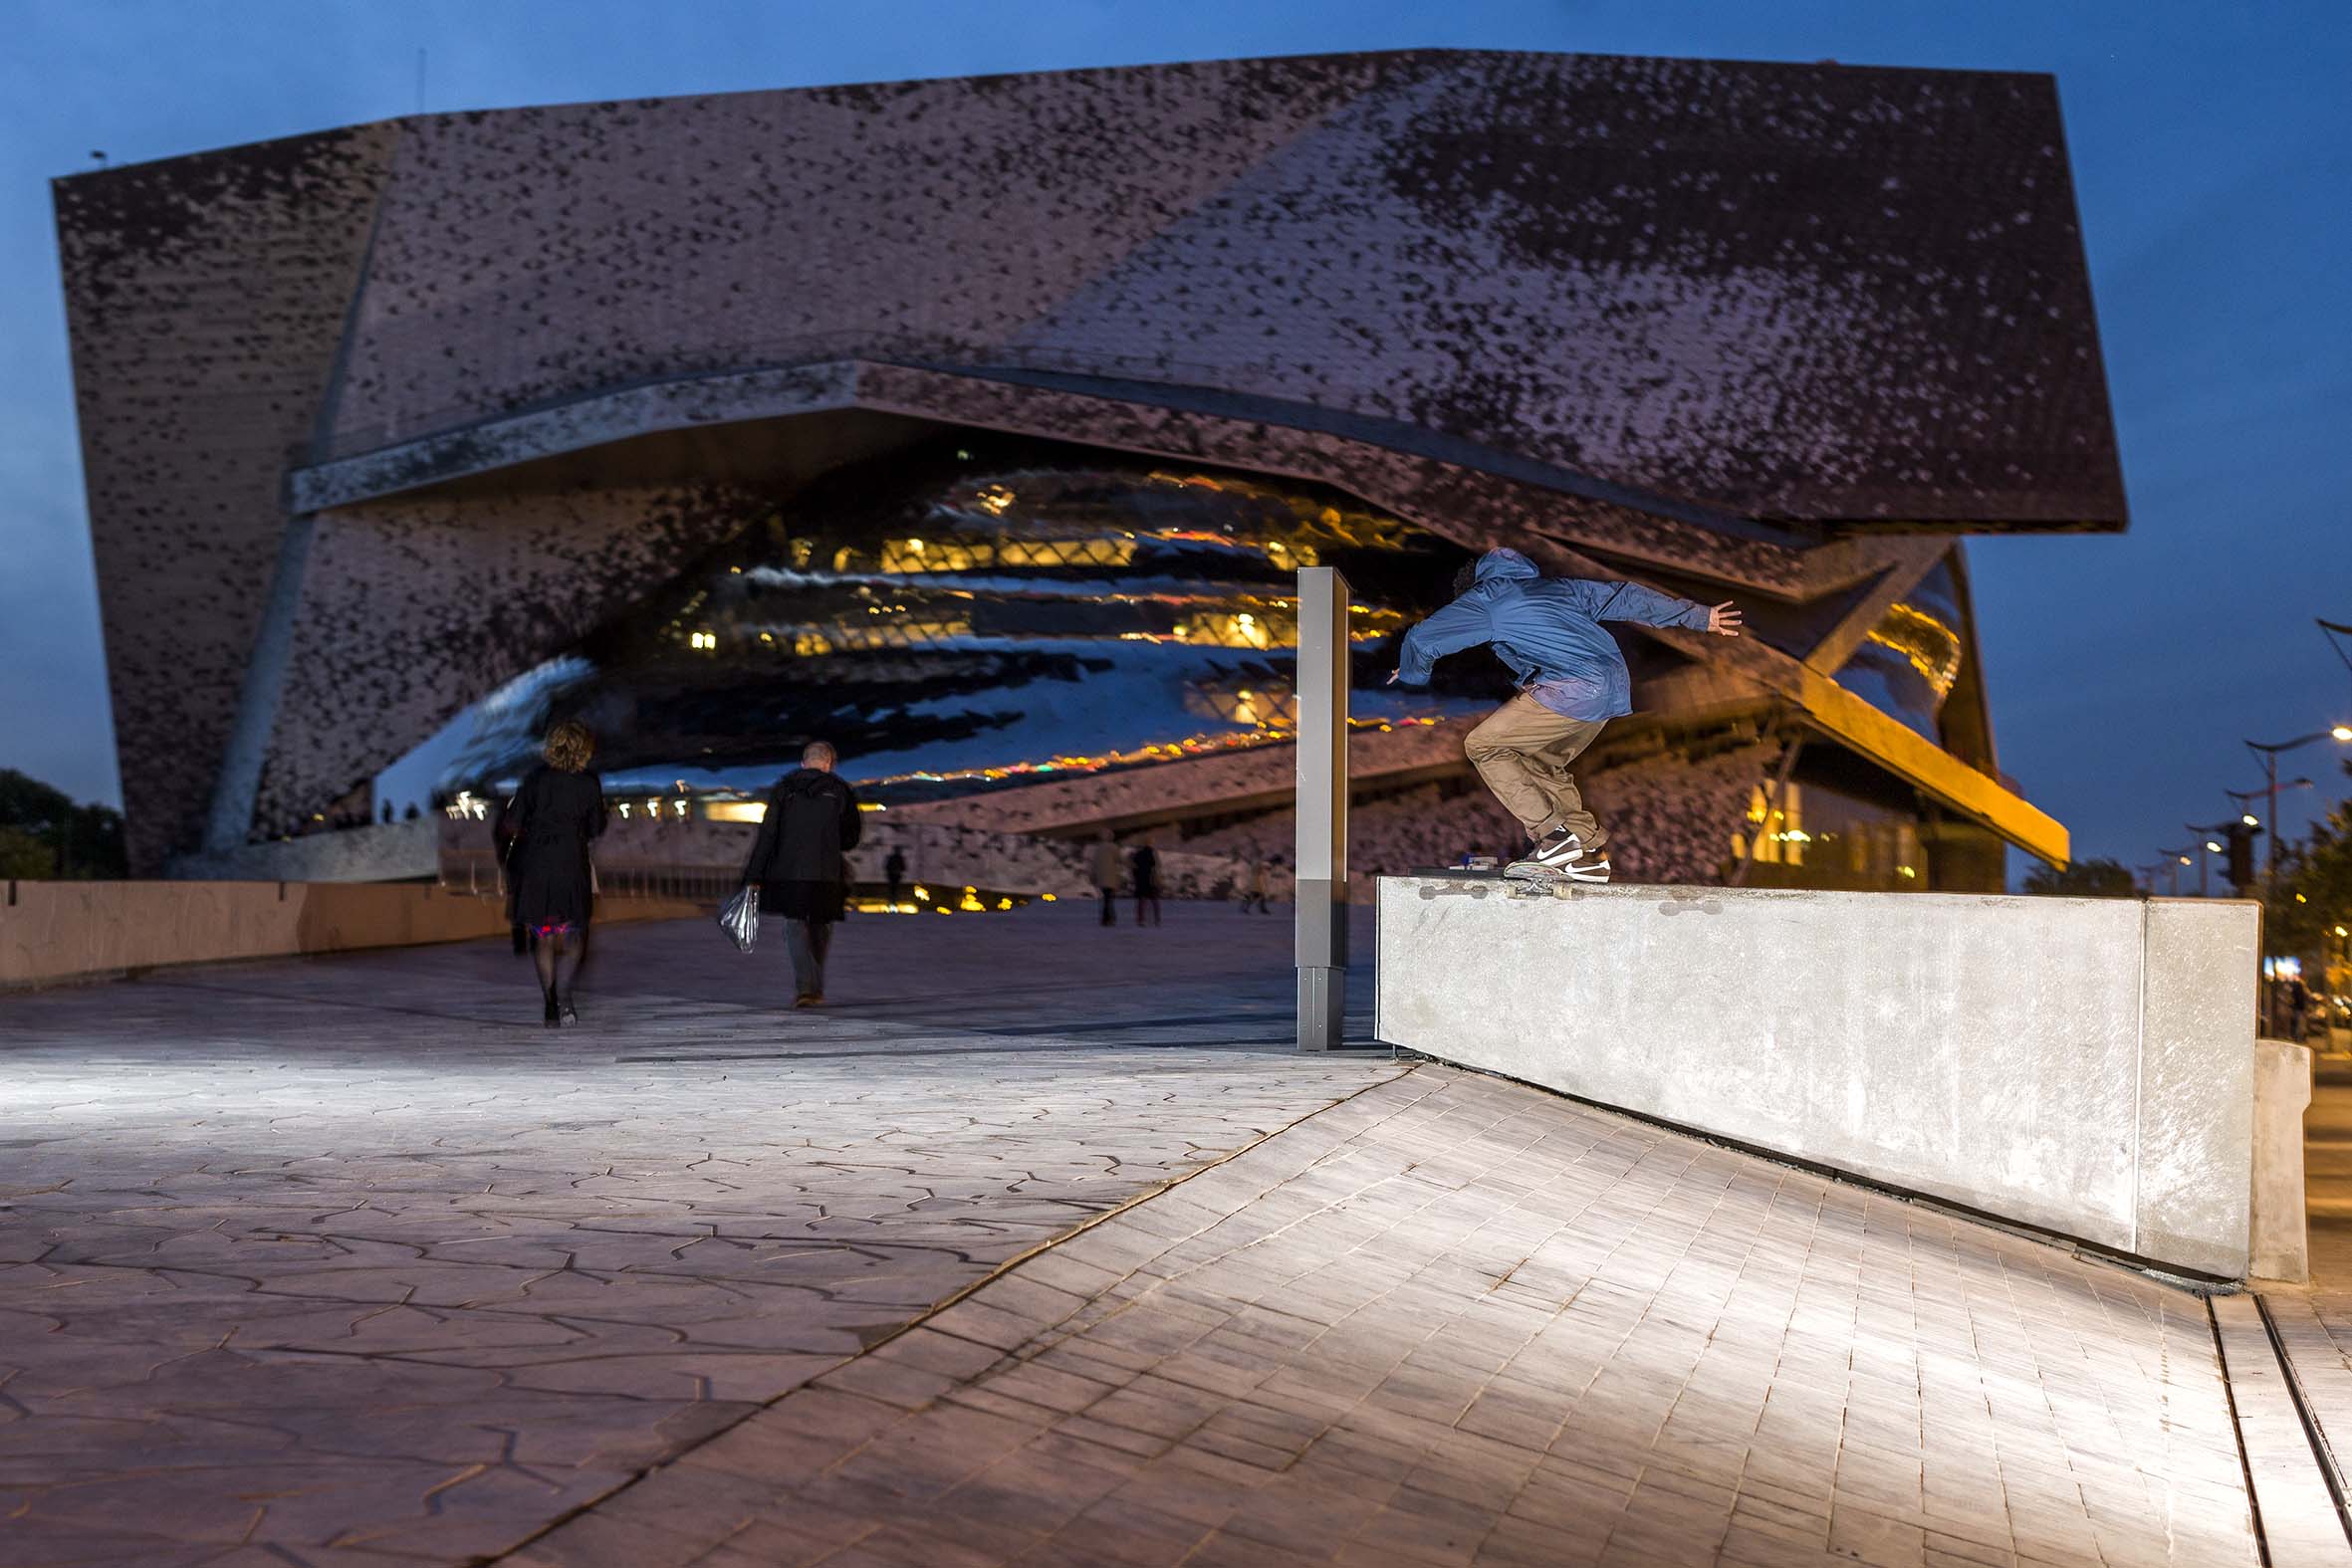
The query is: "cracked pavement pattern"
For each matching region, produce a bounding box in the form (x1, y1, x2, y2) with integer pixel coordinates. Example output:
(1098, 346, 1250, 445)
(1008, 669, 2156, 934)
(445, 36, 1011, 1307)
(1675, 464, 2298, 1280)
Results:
(516, 1069, 2259, 1568)
(0, 903, 1399, 1565)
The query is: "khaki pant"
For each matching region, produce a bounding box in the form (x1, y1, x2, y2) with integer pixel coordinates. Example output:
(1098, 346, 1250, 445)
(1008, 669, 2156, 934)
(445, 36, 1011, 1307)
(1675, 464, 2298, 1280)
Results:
(1464, 694, 1609, 851)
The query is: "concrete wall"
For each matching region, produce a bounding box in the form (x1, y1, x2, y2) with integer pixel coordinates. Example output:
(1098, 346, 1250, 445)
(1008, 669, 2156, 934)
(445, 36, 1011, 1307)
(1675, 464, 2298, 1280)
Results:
(1376, 877, 2260, 1277)
(168, 818, 441, 883)
(0, 880, 699, 991)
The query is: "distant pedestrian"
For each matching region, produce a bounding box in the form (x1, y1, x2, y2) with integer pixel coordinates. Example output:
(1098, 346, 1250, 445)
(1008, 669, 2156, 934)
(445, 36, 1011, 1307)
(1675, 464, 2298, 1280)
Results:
(742, 741, 862, 1008)
(884, 846, 907, 911)
(496, 721, 607, 1027)
(1239, 856, 1271, 914)
(1090, 828, 1123, 926)
(1131, 843, 1162, 927)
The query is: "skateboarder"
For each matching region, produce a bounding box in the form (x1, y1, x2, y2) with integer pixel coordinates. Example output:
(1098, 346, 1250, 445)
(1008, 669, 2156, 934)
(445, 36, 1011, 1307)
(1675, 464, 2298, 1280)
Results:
(1388, 550, 1742, 884)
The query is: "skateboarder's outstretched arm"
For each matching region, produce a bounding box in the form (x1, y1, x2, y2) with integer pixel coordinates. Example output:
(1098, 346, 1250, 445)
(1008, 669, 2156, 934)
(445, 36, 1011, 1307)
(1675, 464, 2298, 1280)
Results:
(1563, 580, 1743, 637)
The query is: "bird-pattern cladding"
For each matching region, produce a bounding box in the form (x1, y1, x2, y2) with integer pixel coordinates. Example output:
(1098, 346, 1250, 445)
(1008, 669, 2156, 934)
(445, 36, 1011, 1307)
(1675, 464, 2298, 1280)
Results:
(55, 51, 2123, 868)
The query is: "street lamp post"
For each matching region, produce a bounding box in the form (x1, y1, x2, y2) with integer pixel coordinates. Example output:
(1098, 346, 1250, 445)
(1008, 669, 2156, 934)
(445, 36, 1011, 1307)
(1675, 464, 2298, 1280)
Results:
(2248, 728, 2352, 882)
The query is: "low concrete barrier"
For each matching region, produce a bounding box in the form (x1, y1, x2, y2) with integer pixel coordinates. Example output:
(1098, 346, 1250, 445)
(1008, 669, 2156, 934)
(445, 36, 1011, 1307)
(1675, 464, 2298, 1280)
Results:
(2251, 1039, 2313, 1282)
(0, 880, 700, 991)
(1376, 877, 2260, 1278)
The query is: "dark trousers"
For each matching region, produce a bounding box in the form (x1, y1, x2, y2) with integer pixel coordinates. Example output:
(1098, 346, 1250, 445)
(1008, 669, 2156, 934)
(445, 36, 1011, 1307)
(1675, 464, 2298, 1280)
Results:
(786, 918, 833, 1000)
(1098, 888, 1118, 925)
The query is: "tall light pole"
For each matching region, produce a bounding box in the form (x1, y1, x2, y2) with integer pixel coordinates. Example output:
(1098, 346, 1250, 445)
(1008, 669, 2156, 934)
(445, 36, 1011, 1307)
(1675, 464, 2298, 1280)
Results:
(2183, 826, 2232, 898)
(2247, 729, 2352, 882)
(2160, 847, 2194, 898)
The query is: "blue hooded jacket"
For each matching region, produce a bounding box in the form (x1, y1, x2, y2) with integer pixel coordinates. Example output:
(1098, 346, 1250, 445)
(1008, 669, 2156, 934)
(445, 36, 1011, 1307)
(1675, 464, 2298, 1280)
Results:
(1393, 549, 1710, 722)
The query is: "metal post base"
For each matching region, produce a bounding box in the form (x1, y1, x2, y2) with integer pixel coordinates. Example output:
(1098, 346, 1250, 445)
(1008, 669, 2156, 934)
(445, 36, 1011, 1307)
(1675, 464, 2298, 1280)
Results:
(1297, 966, 1346, 1052)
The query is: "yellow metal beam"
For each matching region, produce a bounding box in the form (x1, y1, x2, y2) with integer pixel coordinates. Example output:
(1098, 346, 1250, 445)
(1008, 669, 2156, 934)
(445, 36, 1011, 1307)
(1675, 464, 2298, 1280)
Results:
(1789, 666, 2069, 868)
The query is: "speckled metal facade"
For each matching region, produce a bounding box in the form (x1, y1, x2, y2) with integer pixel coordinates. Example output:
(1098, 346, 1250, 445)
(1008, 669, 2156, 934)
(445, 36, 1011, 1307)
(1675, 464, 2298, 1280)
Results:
(56, 50, 2123, 870)
(56, 125, 398, 869)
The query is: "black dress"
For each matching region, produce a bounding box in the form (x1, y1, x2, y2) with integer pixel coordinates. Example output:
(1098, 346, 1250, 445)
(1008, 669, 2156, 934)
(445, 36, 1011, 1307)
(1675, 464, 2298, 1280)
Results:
(499, 767, 607, 931)
(744, 768, 862, 922)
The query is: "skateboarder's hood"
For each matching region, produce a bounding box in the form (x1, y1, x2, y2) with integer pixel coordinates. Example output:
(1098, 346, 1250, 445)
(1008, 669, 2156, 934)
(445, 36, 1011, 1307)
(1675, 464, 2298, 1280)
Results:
(1473, 549, 1539, 584)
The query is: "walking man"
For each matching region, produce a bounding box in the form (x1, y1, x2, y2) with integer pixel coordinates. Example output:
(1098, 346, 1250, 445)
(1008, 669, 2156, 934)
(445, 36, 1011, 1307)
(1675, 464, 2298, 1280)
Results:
(742, 740, 862, 1007)
(883, 845, 907, 911)
(1390, 550, 1741, 884)
(1089, 828, 1123, 925)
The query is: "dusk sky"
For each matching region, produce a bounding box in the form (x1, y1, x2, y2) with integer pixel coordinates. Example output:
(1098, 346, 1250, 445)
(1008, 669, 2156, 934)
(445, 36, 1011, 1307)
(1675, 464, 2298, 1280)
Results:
(3, 0, 2346, 875)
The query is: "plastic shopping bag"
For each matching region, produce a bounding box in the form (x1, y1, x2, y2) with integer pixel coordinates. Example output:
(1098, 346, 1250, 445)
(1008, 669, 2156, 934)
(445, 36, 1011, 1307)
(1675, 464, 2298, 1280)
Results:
(717, 885, 759, 953)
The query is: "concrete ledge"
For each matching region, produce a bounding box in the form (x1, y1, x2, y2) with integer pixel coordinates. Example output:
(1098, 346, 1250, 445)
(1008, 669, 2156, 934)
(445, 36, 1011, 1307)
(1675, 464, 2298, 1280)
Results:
(1, 880, 701, 991)
(168, 819, 441, 883)
(1376, 877, 2259, 1278)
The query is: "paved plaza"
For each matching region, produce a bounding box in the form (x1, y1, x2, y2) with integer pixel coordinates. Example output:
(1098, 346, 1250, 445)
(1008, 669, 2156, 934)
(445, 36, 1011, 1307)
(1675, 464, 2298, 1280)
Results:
(0, 904, 2317, 1565)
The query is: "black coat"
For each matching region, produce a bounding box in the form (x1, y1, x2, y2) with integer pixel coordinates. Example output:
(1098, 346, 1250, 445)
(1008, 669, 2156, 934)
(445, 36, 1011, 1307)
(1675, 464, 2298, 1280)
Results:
(498, 767, 607, 929)
(744, 768, 862, 922)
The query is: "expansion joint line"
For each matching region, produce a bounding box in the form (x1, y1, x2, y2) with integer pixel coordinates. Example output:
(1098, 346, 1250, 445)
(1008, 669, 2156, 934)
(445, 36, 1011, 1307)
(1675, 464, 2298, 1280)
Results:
(2255, 1293, 2352, 1549)
(2210, 1296, 2277, 1568)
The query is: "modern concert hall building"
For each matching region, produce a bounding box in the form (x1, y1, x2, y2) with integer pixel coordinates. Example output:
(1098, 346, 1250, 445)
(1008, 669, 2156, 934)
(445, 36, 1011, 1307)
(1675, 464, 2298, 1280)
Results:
(56, 50, 2124, 888)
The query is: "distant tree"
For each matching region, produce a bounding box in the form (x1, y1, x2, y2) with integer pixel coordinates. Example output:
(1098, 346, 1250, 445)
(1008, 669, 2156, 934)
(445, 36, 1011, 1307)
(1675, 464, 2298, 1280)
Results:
(0, 768, 127, 879)
(2268, 780, 2352, 974)
(2020, 856, 2139, 898)
(0, 826, 53, 880)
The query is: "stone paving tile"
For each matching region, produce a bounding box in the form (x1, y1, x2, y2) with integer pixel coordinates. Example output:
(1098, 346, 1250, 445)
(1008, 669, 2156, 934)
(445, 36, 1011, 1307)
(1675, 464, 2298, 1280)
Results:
(515, 1067, 2262, 1567)
(0, 905, 1397, 1564)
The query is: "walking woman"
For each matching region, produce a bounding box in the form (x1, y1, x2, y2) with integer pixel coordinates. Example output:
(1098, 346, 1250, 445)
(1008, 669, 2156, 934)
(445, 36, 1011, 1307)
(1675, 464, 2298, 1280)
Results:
(497, 720, 607, 1027)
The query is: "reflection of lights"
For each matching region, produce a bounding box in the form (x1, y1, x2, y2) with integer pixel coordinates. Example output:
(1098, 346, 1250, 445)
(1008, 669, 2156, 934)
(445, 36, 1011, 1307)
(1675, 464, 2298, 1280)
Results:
(859, 714, 1447, 791)
(1042, 893, 1057, 902)
(914, 886, 930, 901)
(2336, 926, 2348, 938)
(2297, 894, 2308, 903)
(997, 897, 1013, 910)
(673, 799, 689, 817)
(614, 801, 631, 819)
(1863, 602, 1963, 696)
(1898, 866, 1917, 878)
(688, 630, 718, 651)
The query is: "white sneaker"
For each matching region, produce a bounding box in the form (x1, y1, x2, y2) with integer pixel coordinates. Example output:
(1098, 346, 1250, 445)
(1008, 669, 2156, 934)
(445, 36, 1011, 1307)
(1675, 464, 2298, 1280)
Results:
(1503, 827, 1590, 882)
